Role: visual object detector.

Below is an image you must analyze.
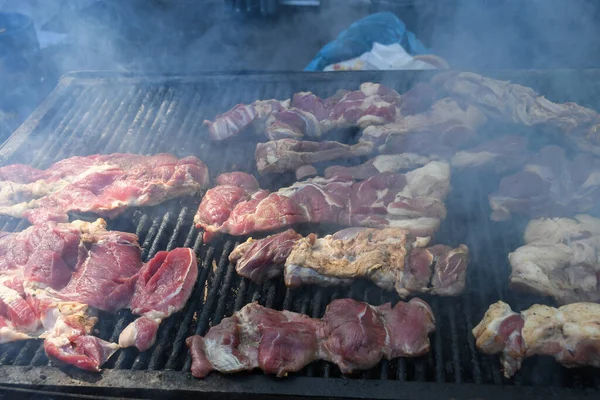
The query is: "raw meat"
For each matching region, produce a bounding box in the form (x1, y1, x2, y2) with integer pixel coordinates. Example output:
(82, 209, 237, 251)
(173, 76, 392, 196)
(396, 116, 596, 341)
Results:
(432, 71, 600, 155)
(473, 301, 600, 378)
(489, 146, 600, 221)
(229, 229, 303, 284)
(255, 138, 374, 176)
(186, 297, 435, 378)
(0, 153, 209, 224)
(0, 219, 198, 369)
(508, 214, 600, 304)
(194, 161, 451, 242)
(119, 248, 198, 351)
(204, 99, 290, 141)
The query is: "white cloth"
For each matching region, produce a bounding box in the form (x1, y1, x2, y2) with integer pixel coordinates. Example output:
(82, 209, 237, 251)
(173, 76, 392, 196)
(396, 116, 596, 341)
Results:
(324, 42, 437, 71)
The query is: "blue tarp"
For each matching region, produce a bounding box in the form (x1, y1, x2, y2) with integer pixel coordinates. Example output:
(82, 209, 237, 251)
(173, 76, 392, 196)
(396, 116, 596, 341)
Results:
(305, 12, 429, 72)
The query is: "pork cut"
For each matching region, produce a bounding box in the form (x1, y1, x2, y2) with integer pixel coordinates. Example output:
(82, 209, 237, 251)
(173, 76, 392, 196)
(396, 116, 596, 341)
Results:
(473, 301, 600, 378)
(359, 98, 487, 154)
(186, 297, 435, 378)
(204, 82, 434, 142)
(285, 228, 469, 297)
(118, 247, 198, 351)
(508, 214, 600, 304)
(230, 228, 469, 297)
(255, 138, 374, 178)
(432, 71, 600, 155)
(489, 146, 600, 221)
(0, 153, 209, 224)
(0, 219, 198, 370)
(194, 161, 451, 242)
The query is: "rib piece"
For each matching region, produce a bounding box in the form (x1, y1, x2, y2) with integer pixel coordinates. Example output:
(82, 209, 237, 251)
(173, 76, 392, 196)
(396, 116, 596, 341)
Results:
(473, 301, 600, 378)
(119, 248, 198, 351)
(255, 139, 374, 176)
(360, 98, 487, 153)
(489, 146, 600, 221)
(432, 71, 600, 155)
(284, 228, 468, 297)
(0, 153, 209, 224)
(0, 219, 198, 369)
(194, 161, 451, 242)
(508, 214, 600, 304)
(186, 297, 435, 378)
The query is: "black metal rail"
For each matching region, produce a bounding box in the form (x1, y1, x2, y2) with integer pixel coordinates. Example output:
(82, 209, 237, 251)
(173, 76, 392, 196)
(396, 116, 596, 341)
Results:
(0, 70, 599, 398)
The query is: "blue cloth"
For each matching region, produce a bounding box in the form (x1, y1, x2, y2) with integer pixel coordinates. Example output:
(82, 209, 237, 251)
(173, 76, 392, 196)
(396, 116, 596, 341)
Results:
(304, 12, 429, 72)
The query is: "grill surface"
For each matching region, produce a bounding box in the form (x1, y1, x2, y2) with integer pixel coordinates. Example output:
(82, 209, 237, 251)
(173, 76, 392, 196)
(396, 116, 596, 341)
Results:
(0, 70, 600, 399)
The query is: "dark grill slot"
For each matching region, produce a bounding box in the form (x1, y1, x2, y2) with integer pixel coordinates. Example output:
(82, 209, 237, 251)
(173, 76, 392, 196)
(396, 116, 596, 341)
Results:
(0, 71, 599, 398)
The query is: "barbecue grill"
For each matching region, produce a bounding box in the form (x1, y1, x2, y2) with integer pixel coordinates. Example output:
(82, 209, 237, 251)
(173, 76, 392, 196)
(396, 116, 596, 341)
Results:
(0, 70, 599, 399)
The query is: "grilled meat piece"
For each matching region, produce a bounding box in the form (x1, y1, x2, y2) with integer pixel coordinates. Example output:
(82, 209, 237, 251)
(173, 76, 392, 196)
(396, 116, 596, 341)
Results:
(325, 135, 529, 180)
(203, 83, 419, 142)
(473, 301, 600, 378)
(0, 153, 209, 224)
(204, 99, 290, 141)
(229, 228, 468, 297)
(360, 98, 487, 153)
(186, 297, 435, 378)
(489, 146, 600, 221)
(119, 248, 198, 352)
(194, 162, 451, 242)
(432, 71, 600, 155)
(229, 229, 303, 285)
(451, 135, 530, 174)
(324, 153, 431, 180)
(255, 138, 374, 176)
(0, 219, 198, 370)
(508, 214, 600, 304)
(285, 228, 468, 297)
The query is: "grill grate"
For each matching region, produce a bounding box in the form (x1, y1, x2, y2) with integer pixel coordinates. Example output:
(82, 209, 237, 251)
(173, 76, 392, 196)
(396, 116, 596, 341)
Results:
(0, 71, 599, 398)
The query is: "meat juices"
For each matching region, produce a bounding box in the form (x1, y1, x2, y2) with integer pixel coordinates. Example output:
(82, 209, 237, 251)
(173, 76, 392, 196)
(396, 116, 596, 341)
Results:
(186, 298, 435, 378)
(194, 161, 451, 242)
(0, 218, 198, 370)
(229, 228, 469, 297)
(473, 301, 600, 378)
(0, 153, 209, 224)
